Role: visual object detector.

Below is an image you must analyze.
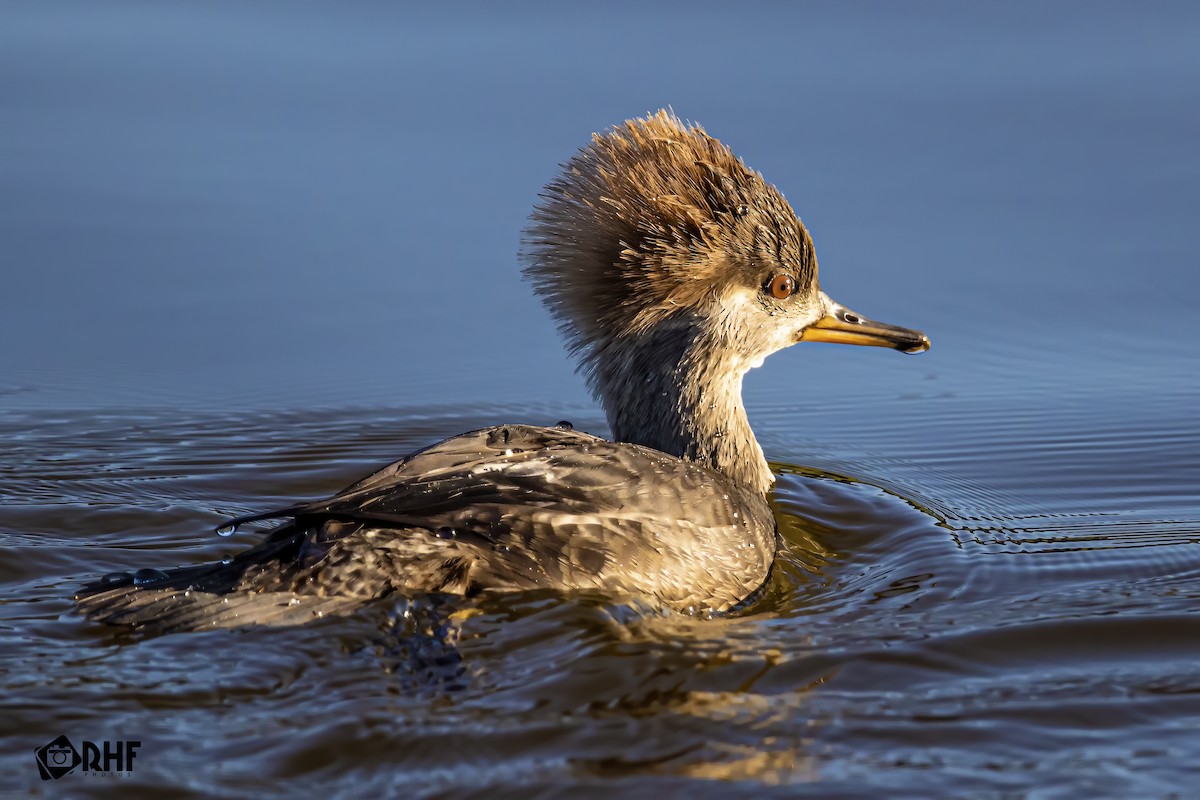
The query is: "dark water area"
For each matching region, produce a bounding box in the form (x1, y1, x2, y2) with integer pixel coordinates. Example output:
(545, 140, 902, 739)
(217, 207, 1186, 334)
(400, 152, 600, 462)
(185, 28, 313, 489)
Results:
(3, 2, 1199, 796)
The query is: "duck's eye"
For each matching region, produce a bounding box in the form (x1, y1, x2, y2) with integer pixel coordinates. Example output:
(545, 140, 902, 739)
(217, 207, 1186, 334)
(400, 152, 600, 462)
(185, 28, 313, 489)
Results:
(767, 274, 797, 300)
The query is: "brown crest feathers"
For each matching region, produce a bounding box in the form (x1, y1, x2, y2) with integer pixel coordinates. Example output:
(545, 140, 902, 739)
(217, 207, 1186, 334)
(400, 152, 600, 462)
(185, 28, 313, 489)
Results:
(520, 110, 812, 378)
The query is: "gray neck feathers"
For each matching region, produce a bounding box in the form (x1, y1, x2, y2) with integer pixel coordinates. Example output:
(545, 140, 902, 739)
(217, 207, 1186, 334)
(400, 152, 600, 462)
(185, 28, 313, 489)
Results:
(585, 324, 773, 496)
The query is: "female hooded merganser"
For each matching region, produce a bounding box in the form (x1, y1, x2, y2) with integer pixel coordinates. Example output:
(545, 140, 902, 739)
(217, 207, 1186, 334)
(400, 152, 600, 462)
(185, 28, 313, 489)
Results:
(76, 111, 929, 632)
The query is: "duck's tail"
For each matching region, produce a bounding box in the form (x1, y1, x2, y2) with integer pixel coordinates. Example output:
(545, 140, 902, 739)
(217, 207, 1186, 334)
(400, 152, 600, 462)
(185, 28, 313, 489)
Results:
(74, 517, 489, 634)
(73, 522, 373, 633)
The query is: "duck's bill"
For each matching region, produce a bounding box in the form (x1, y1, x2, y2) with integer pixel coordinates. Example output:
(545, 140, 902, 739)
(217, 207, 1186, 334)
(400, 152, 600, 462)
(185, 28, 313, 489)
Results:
(799, 294, 931, 354)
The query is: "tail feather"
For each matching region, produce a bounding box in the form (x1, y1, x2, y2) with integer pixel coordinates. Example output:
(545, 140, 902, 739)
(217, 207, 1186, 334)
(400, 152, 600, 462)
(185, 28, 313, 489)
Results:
(73, 522, 355, 633)
(73, 521, 484, 633)
(75, 579, 370, 633)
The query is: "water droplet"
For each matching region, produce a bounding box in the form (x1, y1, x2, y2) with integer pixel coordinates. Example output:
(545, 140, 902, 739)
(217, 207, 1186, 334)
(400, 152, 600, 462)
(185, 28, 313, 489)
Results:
(221, 555, 233, 566)
(436, 527, 457, 540)
(288, 597, 300, 606)
(215, 523, 237, 537)
(101, 572, 131, 586)
(132, 568, 169, 586)
(555, 420, 574, 430)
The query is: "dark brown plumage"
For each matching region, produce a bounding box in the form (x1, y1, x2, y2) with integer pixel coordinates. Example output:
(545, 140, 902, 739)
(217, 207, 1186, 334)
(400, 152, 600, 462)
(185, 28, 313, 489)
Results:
(75, 111, 928, 633)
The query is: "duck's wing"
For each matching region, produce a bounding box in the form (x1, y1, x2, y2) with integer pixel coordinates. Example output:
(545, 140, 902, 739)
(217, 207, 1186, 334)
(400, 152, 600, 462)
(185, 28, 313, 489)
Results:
(341, 423, 606, 492)
(75, 425, 605, 632)
(76, 425, 775, 632)
(214, 424, 604, 530)
(284, 425, 776, 610)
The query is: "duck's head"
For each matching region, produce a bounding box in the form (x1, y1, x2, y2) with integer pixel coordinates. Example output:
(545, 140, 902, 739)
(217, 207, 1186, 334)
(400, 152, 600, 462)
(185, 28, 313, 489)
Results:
(522, 111, 929, 392)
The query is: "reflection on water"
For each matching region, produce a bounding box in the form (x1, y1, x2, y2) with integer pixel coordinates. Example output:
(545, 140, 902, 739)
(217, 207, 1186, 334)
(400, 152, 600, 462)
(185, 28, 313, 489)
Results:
(3, 1, 1200, 796)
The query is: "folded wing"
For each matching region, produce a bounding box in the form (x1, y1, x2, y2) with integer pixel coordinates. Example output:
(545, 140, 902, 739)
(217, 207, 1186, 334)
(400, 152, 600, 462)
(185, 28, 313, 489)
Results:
(76, 425, 775, 632)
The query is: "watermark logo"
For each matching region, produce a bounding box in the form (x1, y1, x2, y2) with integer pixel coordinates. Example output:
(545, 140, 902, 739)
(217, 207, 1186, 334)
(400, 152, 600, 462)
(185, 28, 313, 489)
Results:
(34, 735, 81, 780)
(34, 735, 140, 780)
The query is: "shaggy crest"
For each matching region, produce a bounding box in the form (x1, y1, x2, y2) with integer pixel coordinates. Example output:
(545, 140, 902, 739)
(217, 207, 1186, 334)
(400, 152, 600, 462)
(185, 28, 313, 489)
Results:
(521, 110, 817, 378)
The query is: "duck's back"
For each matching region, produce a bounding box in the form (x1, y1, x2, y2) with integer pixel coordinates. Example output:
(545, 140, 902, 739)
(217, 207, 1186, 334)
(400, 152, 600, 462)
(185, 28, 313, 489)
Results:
(76, 425, 777, 632)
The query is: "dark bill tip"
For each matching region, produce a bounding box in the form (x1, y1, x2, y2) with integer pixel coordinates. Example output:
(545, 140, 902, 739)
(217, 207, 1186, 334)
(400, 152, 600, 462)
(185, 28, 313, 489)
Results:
(800, 296, 930, 354)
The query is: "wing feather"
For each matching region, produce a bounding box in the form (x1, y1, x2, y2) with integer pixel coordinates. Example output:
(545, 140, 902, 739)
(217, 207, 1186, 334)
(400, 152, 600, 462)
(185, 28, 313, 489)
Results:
(77, 424, 775, 631)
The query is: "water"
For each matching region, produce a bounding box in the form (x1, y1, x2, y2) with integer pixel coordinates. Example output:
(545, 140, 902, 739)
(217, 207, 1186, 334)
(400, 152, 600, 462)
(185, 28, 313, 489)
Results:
(2, 2, 1199, 796)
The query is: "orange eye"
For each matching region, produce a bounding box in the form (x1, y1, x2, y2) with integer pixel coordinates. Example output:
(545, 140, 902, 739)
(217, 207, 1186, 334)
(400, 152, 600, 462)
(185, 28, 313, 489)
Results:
(767, 274, 796, 300)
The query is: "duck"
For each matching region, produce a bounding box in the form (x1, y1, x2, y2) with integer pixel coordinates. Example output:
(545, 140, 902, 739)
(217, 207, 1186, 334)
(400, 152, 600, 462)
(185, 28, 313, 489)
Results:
(75, 110, 929, 633)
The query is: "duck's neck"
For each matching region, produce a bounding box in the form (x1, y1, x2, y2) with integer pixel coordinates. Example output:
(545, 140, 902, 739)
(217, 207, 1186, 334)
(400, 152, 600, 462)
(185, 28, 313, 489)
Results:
(589, 325, 773, 496)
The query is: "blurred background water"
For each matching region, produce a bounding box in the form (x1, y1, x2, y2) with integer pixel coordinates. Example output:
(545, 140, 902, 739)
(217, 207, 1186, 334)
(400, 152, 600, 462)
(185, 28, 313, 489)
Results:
(2, 2, 1198, 796)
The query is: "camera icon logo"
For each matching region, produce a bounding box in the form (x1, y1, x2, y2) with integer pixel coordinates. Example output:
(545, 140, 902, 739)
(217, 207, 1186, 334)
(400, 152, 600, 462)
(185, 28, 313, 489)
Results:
(35, 735, 81, 780)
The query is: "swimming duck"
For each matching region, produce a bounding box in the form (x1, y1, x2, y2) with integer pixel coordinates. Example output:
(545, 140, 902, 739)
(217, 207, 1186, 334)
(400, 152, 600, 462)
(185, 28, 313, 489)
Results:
(76, 111, 929, 632)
